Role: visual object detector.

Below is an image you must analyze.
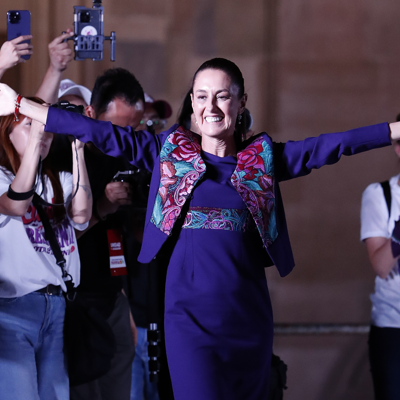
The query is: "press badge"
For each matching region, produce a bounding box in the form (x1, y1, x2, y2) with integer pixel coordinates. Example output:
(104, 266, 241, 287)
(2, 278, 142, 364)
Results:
(107, 229, 127, 276)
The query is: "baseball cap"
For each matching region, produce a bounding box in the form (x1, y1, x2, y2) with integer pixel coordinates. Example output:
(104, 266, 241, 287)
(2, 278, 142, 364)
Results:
(144, 93, 172, 119)
(58, 79, 92, 106)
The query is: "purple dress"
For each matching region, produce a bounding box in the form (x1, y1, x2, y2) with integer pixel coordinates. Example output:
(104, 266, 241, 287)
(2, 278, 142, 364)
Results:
(164, 151, 273, 399)
(44, 108, 393, 399)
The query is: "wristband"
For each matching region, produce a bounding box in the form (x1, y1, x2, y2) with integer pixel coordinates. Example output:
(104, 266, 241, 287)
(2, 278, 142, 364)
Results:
(7, 184, 35, 201)
(14, 94, 22, 122)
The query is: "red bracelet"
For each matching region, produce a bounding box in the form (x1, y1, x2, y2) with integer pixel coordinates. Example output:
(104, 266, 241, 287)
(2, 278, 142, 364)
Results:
(14, 94, 22, 122)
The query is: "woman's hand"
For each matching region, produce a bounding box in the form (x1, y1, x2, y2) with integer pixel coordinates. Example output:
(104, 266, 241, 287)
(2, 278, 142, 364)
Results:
(0, 83, 18, 116)
(0, 36, 33, 72)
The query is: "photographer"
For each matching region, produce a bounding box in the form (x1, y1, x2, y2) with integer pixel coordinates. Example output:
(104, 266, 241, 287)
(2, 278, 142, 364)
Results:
(0, 97, 91, 400)
(59, 69, 143, 400)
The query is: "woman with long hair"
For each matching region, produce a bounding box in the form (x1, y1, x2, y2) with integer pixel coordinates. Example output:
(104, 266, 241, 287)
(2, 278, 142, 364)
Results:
(0, 97, 92, 400)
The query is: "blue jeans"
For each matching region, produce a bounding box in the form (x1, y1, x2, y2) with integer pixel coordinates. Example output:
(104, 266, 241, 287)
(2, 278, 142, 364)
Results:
(131, 326, 160, 400)
(0, 291, 68, 400)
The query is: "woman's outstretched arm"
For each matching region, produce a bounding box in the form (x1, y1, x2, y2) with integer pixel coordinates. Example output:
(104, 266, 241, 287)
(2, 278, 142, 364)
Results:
(275, 123, 394, 182)
(0, 84, 164, 170)
(2, 82, 400, 141)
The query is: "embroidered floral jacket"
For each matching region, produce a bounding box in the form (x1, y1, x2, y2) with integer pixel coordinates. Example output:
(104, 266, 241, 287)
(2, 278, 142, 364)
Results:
(46, 107, 391, 277)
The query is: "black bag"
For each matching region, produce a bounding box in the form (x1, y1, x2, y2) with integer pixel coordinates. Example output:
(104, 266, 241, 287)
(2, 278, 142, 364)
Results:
(32, 194, 116, 387)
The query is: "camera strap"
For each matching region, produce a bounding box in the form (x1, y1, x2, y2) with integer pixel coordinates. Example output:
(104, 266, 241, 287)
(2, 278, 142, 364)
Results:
(32, 193, 74, 293)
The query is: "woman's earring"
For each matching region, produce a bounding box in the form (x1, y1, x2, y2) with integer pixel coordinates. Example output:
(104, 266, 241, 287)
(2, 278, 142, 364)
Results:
(237, 114, 242, 125)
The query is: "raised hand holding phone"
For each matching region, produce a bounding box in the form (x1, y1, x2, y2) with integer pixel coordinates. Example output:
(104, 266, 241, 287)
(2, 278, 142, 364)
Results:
(6, 11, 31, 60)
(0, 36, 33, 74)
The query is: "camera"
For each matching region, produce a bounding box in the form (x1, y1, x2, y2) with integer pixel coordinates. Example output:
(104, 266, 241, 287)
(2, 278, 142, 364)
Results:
(80, 11, 91, 24)
(50, 100, 85, 116)
(113, 170, 151, 211)
(64, 0, 116, 61)
(8, 11, 21, 24)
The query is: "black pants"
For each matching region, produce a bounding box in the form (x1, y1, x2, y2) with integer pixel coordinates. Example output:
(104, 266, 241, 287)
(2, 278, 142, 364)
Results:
(369, 325, 400, 400)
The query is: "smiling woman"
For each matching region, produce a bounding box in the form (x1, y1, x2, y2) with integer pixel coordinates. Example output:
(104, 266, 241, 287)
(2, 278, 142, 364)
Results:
(191, 59, 248, 156)
(0, 58, 398, 399)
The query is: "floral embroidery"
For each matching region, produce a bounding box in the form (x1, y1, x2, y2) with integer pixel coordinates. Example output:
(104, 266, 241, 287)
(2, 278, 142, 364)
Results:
(170, 133, 200, 163)
(183, 207, 256, 232)
(151, 127, 206, 235)
(231, 136, 277, 248)
(151, 129, 278, 248)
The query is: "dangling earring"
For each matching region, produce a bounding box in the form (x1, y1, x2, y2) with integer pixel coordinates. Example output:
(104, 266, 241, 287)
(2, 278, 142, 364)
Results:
(237, 114, 242, 125)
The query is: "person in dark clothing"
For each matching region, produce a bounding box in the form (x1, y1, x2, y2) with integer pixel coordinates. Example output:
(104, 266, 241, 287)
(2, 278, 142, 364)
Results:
(57, 69, 145, 400)
(126, 94, 173, 400)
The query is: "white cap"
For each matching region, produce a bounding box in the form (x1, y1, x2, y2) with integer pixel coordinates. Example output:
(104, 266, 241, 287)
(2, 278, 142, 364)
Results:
(58, 79, 92, 106)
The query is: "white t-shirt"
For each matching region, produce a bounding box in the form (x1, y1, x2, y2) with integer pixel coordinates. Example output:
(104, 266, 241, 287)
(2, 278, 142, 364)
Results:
(361, 173, 400, 328)
(0, 167, 88, 298)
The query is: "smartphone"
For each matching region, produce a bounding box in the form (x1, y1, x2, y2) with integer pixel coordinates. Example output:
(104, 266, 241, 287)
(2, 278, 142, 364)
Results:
(7, 10, 31, 60)
(73, 6, 104, 61)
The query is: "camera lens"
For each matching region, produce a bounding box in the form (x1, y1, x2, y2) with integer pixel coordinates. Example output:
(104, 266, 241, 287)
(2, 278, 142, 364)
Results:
(9, 12, 21, 24)
(80, 11, 91, 23)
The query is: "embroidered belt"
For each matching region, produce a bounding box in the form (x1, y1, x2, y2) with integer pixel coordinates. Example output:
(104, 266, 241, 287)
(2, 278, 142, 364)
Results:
(182, 207, 257, 232)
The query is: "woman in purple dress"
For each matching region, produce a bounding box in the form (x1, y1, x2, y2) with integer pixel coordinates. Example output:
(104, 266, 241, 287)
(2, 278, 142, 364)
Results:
(0, 58, 398, 399)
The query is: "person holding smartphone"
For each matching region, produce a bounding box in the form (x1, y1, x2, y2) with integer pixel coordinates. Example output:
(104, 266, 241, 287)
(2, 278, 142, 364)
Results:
(0, 35, 33, 80)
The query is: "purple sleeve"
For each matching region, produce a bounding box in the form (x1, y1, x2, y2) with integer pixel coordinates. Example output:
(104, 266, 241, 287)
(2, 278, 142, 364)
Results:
(45, 107, 176, 171)
(274, 123, 391, 182)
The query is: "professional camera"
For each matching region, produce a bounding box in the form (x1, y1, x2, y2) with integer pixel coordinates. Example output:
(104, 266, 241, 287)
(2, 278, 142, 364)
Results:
(50, 100, 85, 115)
(112, 169, 151, 212)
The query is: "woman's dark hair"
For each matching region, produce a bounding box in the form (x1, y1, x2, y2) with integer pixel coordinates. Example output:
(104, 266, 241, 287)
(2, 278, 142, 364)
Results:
(91, 68, 145, 117)
(177, 89, 193, 130)
(191, 58, 248, 145)
(0, 97, 65, 223)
